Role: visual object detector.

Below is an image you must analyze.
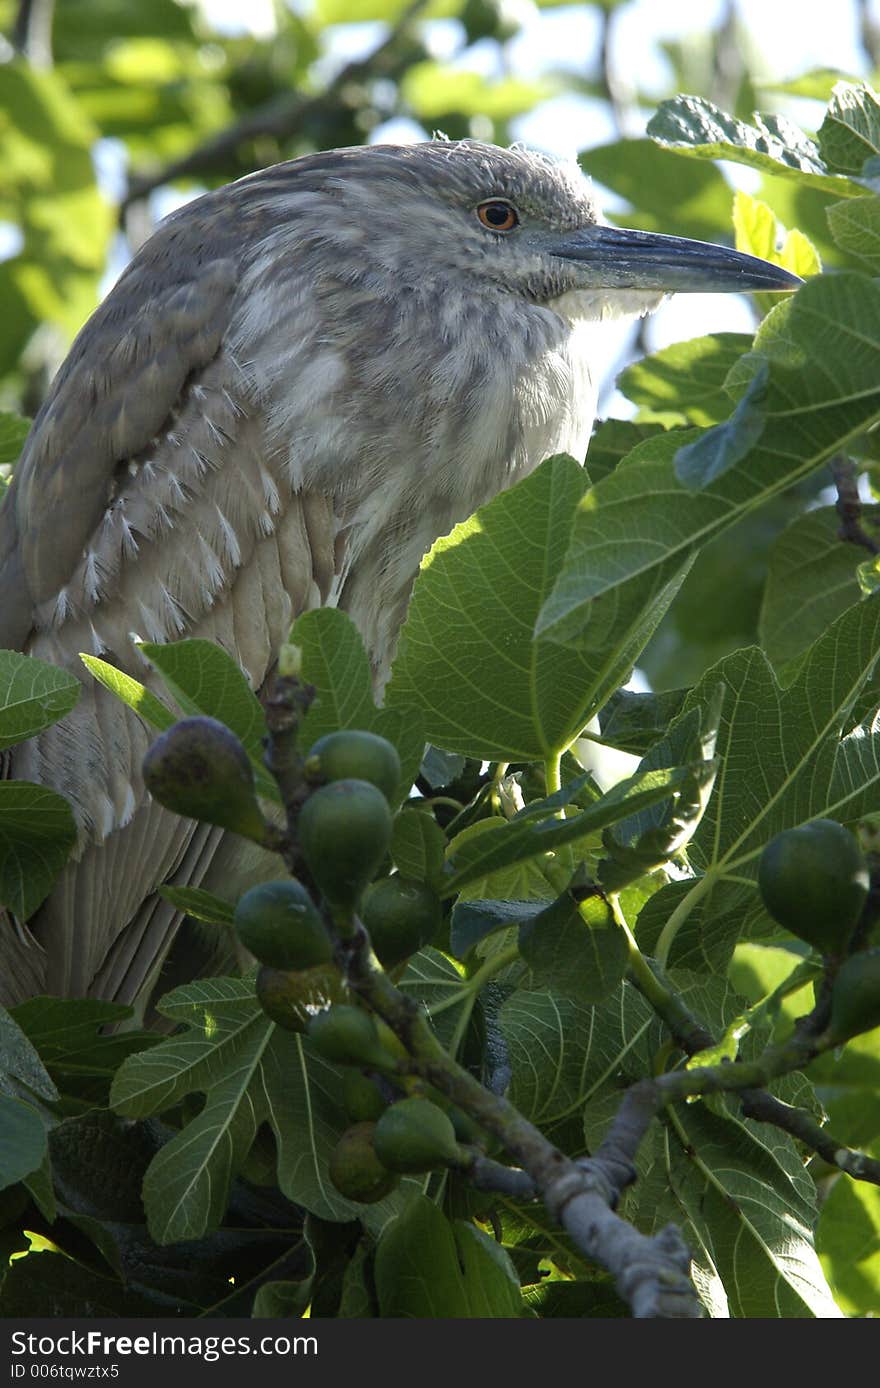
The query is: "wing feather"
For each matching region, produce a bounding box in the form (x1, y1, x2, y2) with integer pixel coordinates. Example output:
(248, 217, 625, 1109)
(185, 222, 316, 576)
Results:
(0, 210, 350, 1005)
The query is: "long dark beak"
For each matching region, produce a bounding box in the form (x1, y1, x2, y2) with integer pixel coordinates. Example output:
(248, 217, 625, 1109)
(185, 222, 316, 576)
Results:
(548, 224, 802, 293)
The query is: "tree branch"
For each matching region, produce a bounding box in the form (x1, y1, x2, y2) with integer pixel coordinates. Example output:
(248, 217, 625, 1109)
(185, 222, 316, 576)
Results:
(121, 0, 432, 212)
(832, 453, 879, 554)
(624, 929, 880, 1183)
(12, 0, 54, 68)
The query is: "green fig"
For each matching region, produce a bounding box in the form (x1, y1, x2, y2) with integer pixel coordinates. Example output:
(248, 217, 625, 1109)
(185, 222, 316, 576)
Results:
(307, 1004, 395, 1068)
(298, 779, 392, 910)
(305, 729, 401, 803)
(342, 1070, 389, 1123)
(143, 716, 266, 841)
(255, 963, 347, 1033)
(234, 879, 331, 970)
(328, 1122, 398, 1204)
(361, 876, 442, 967)
(829, 948, 880, 1042)
(373, 1097, 463, 1174)
(757, 819, 869, 953)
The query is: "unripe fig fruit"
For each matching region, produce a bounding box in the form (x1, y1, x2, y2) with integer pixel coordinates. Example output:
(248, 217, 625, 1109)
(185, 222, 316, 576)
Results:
(143, 716, 266, 840)
(829, 948, 880, 1042)
(361, 876, 442, 967)
(234, 880, 331, 970)
(342, 1070, 388, 1123)
(255, 963, 346, 1033)
(307, 1004, 394, 1068)
(328, 1122, 398, 1204)
(757, 819, 869, 953)
(373, 1097, 463, 1173)
(424, 1086, 483, 1146)
(298, 779, 392, 910)
(305, 730, 401, 804)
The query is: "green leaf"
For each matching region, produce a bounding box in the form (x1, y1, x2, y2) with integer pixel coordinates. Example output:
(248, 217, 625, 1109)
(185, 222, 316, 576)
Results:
(539, 274, 880, 644)
(0, 782, 77, 919)
(402, 63, 550, 121)
(759, 506, 877, 667)
(143, 638, 255, 728)
(443, 765, 687, 896)
(818, 81, 880, 174)
(80, 654, 176, 733)
(673, 361, 768, 489)
(390, 808, 446, 887)
(0, 65, 112, 375)
(639, 498, 798, 691)
(53, 0, 198, 60)
(157, 885, 236, 927)
(727, 942, 819, 1041)
(647, 94, 860, 197)
(598, 688, 689, 757)
(519, 892, 627, 1004)
(807, 1028, 880, 1152)
(0, 1006, 57, 1194)
(387, 455, 591, 760)
(388, 454, 684, 762)
(627, 1099, 841, 1316)
(419, 745, 465, 790)
(375, 1196, 522, 1317)
(579, 138, 734, 242)
(733, 190, 821, 317)
(398, 948, 470, 1052)
(292, 608, 424, 802)
(522, 1277, 627, 1317)
(764, 69, 859, 101)
(316, 0, 455, 21)
(252, 1268, 314, 1318)
(826, 194, 880, 272)
(337, 1240, 376, 1318)
(0, 651, 80, 750)
(654, 592, 880, 966)
(580, 970, 839, 1317)
(0, 412, 30, 467)
(600, 689, 721, 890)
(0, 1248, 170, 1317)
(109, 976, 409, 1243)
(619, 333, 752, 428)
(733, 191, 822, 280)
(22, 1151, 55, 1223)
(585, 419, 667, 484)
(501, 981, 655, 1127)
(817, 1174, 880, 1316)
(10, 996, 153, 1080)
(450, 898, 542, 957)
(0, 1096, 48, 1192)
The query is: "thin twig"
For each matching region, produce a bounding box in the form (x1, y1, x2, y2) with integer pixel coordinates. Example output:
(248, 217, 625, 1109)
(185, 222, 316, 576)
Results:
(597, 5, 632, 139)
(628, 945, 880, 1186)
(832, 454, 879, 554)
(710, 0, 743, 118)
(856, 0, 880, 70)
(12, 0, 54, 67)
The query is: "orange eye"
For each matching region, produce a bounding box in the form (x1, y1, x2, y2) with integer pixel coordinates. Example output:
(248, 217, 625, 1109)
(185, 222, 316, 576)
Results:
(476, 200, 519, 233)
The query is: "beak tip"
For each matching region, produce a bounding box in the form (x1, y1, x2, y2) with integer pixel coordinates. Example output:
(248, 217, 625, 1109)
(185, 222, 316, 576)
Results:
(762, 266, 804, 293)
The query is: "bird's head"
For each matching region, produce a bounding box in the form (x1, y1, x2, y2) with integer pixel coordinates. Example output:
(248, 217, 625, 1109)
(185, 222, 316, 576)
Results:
(241, 139, 801, 320)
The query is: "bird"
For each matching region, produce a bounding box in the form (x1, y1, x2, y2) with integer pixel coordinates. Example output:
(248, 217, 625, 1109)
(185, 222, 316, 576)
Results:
(0, 139, 799, 1009)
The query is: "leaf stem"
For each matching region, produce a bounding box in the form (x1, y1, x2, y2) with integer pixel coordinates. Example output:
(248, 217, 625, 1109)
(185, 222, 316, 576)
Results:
(654, 871, 714, 967)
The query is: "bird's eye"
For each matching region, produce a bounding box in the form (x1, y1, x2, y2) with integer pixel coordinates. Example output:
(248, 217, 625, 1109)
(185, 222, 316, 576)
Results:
(476, 200, 519, 233)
